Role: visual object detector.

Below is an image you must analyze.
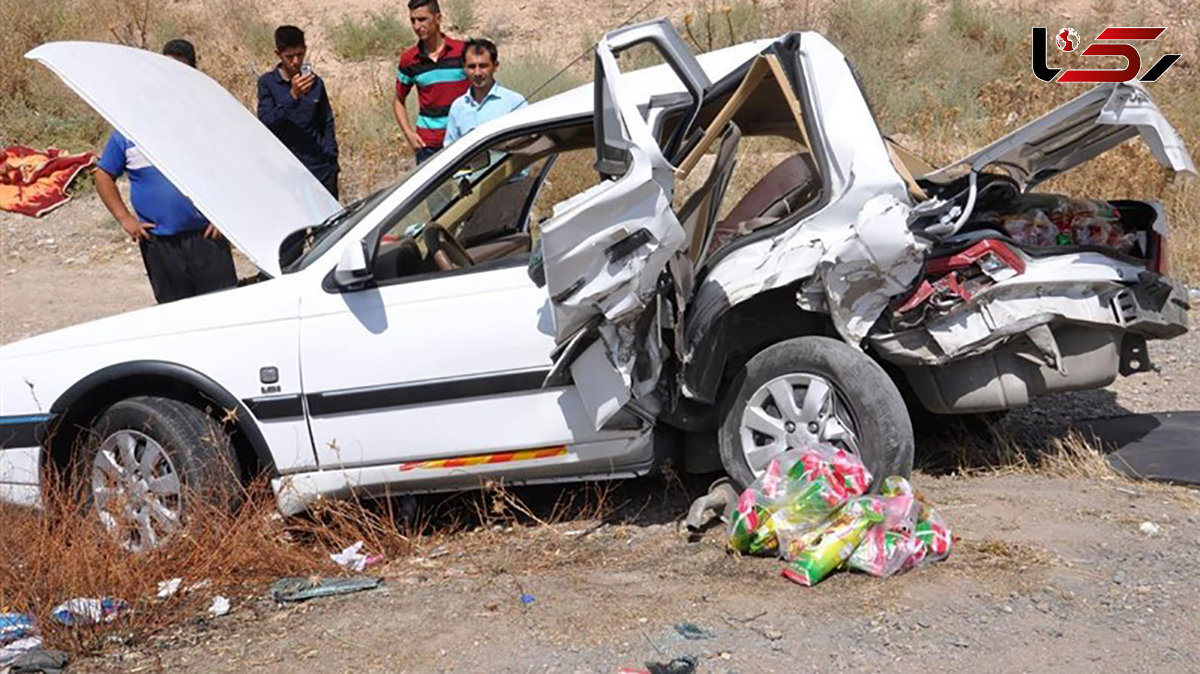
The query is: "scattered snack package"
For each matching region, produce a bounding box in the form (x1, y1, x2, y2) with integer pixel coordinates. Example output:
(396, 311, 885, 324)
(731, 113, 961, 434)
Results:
(728, 443, 954, 588)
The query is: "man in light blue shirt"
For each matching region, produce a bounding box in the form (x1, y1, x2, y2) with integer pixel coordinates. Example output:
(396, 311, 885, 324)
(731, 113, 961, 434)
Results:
(444, 39, 527, 146)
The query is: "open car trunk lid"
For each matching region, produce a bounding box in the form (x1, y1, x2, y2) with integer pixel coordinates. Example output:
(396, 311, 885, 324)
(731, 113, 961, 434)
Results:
(922, 82, 1196, 189)
(27, 42, 341, 277)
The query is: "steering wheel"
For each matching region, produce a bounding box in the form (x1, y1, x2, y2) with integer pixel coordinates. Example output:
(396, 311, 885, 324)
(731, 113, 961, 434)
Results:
(421, 222, 475, 271)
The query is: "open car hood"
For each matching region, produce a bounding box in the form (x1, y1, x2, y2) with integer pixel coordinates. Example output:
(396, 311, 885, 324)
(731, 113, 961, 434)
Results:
(923, 82, 1196, 189)
(27, 42, 340, 277)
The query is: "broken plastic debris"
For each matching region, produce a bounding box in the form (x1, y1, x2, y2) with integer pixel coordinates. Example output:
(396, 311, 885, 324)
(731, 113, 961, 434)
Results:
(208, 596, 231, 617)
(50, 598, 128, 626)
(728, 444, 952, 586)
(519, 594, 536, 607)
(1, 613, 36, 645)
(648, 655, 699, 674)
(270, 576, 383, 604)
(330, 541, 384, 572)
(5, 645, 69, 673)
(156, 578, 182, 599)
(1139, 521, 1161, 537)
(0, 638, 44, 668)
(673, 622, 715, 640)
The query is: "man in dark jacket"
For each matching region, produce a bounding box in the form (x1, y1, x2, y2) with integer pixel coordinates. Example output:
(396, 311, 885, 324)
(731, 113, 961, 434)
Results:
(257, 25, 340, 198)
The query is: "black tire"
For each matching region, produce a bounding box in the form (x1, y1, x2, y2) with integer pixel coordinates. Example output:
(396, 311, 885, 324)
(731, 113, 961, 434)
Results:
(77, 396, 241, 548)
(717, 336, 914, 489)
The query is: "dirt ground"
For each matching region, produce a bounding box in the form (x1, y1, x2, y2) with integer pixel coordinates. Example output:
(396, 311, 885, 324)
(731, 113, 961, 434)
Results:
(3, 0, 1200, 665)
(89, 475, 1200, 674)
(3, 191, 1200, 673)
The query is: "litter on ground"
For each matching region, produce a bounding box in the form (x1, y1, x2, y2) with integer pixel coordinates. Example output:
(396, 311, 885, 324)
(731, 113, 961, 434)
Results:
(156, 578, 183, 599)
(672, 622, 715, 640)
(49, 598, 128, 627)
(330, 541, 385, 572)
(0, 613, 36, 645)
(208, 597, 231, 617)
(727, 443, 953, 586)
(270, 576, 383, 604)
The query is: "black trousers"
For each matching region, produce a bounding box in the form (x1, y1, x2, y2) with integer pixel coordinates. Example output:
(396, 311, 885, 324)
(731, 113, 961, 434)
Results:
(320, 172, 339, 200)
(139, 230, 238, 304)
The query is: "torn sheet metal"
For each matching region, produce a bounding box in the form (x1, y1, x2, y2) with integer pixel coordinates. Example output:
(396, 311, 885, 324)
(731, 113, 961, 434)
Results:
(682, 33, 922, 377)
(808, 194, 926, 345)
(538, 33, 689, 429)
(923, 83, 1196, 189)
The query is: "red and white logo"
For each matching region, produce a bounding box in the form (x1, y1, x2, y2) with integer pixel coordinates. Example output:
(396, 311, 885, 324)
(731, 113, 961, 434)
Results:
(1033, 27, 1181, 83)
(1055, 27, 1080, 52)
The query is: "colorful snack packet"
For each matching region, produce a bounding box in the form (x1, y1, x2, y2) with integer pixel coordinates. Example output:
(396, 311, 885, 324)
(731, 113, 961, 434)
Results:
(780, 510, 875, 587)
(914, 505, 954, 562)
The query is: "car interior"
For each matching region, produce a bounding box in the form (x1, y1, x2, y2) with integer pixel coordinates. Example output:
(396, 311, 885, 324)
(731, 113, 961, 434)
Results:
(369, 52, 831, 286)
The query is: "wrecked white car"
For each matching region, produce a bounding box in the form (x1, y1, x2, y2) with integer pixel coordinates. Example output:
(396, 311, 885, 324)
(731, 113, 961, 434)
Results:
(0, 21, 1191, 549)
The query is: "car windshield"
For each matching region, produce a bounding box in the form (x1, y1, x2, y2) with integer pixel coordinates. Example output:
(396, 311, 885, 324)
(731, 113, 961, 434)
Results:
(282, 184, 396, 273)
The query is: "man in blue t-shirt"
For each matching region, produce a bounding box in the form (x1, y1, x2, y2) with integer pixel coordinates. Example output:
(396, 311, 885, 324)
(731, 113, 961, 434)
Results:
(94, 39, 237, 304)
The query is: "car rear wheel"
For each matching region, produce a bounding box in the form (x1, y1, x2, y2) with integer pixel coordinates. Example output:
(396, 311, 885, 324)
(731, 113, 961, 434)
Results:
(717, 336, 914, 489)
(78, 396, 241, 552)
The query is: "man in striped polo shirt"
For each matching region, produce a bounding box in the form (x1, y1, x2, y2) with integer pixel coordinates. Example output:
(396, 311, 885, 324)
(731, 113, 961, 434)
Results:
(393, 0, 470, 164)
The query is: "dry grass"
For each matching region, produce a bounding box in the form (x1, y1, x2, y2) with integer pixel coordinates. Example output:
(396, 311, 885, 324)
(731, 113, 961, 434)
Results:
(1, 478, 317, 656)
(920, 423, 1122, 482)
(0, 466, 637, 658)
(328, 12, 412, 62)
(3, 0, 1194, 275)
(960, 538, 1058, 568)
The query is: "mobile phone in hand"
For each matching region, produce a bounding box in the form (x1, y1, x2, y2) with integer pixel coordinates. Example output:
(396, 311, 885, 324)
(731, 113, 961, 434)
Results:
(300, 63, 313, 77)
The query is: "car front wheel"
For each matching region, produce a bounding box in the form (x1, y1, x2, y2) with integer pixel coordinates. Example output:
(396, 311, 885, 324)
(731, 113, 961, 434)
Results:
(717, 336, 914, 489)
(78, 396, 241, 552)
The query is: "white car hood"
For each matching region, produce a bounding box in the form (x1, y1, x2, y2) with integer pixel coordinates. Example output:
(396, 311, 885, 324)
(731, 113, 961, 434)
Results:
(26, 42, 341, 277)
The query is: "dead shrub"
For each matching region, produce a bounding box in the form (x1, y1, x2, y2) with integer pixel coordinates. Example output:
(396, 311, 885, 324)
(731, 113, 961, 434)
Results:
(0, 472, 433, 658)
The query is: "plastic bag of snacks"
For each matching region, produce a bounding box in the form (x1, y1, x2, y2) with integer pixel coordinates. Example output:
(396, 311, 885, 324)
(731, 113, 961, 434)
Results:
(727, 444, 873, 557)
(728, 448, 954, 587)
(781, 497, 883, 586)
(1002, 209, 1057, 247)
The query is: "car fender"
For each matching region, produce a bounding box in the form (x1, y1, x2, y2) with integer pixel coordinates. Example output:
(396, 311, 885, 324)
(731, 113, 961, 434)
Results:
(48, 360, 277, 477)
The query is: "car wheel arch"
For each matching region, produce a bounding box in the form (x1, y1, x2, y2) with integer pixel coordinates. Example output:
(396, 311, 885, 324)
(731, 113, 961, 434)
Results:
(46, 360, 276, 482)
(682, 283, 838, 405)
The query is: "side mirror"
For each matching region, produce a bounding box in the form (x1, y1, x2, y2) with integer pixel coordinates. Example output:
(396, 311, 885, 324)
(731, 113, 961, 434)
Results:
(332, 238, 373, 290)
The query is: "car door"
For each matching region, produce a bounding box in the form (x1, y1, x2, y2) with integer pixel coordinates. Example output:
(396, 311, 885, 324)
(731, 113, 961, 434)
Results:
(297, 155, 641, 472)
(538, 20, 710, 429)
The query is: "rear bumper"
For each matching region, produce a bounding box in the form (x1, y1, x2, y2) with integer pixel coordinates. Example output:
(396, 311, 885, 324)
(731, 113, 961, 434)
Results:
(1109, 273, 1190, 339)
(872, 273, 1188, 414)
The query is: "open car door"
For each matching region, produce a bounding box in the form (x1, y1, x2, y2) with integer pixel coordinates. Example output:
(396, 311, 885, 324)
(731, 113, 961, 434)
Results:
(537, 20, 711, 429)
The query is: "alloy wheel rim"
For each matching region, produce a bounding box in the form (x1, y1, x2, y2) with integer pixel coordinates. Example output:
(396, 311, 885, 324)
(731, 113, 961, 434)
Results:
(738, 372, 860, 477)
(91, 429, 182, 552)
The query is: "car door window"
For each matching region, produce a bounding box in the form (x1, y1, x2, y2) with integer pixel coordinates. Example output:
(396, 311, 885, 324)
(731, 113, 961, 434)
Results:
(371, 124, 595, 284)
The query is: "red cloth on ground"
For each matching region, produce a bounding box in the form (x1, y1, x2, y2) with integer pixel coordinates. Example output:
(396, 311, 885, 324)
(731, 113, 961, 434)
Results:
(0, 146, 97, 217)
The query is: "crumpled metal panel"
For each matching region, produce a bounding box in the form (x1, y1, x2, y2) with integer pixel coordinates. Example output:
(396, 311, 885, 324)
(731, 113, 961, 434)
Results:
(924, 83, 1196, 188)
(812, 194, 926, 345)
(538, 27, 692, 429)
